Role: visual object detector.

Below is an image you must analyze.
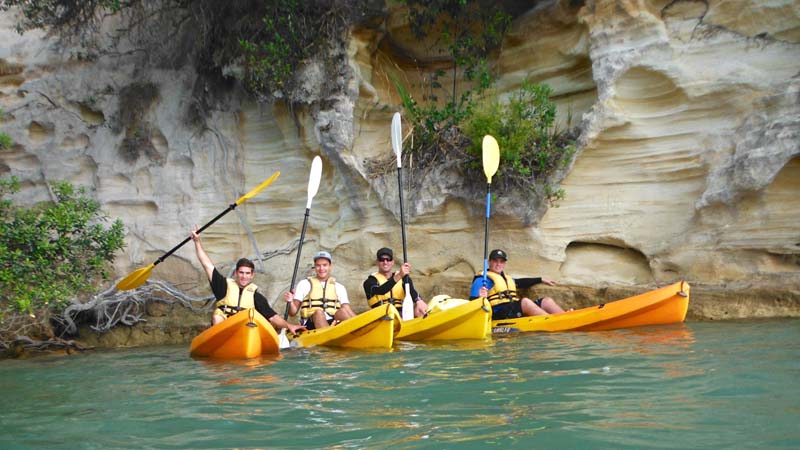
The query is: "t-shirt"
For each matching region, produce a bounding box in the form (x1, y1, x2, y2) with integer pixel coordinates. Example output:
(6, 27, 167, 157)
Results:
(210, 268, 277, 319)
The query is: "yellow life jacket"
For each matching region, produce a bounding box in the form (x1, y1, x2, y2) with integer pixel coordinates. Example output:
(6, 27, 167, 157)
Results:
(215, 279, 258, 317)
(300, 277, 342, 319)
(477, 271, 519, 307)
(367, 272, 405, 308)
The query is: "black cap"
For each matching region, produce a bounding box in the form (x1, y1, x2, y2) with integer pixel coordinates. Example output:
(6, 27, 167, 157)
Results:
(489, 249, 508, 261)
(376, 247, 393, 259)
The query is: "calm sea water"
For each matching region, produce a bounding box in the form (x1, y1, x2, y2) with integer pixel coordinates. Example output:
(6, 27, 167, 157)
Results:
(1, 320, 798, 449)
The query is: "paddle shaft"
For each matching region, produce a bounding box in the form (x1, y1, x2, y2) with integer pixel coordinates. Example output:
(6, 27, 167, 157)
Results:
(482, 184, 492, 286)
(396, 167, 413, 288)
(157, 203, 237, 267)
(284, 207, 310, 320)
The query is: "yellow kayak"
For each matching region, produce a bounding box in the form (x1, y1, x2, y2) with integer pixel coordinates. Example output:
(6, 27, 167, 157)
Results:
(396, 296, 491, 341)
(189, 309, 280, 359)
(291, 303, 401, 349)
(492, 280, 690, 333)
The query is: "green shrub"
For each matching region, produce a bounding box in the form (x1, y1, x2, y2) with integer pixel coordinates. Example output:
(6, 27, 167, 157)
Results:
(0, 132, 12, 150)
(0, 177, 125, 318)
(239, 0, 307, 97)
(392, 0, 513, 183)
(463, 80, 575, 191)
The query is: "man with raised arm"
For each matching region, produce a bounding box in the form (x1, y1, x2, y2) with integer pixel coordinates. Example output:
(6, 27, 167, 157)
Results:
(190, 226, 304, 334)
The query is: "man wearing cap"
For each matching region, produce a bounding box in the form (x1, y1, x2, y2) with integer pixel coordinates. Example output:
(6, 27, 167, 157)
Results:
(190, 226, 305, 335)
(469, 249, 565, 318)
(284, 250, 356, 330)
(362, 247, 428, 318)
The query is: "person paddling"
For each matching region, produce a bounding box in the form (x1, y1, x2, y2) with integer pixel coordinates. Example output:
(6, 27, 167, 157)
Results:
(283, 251, 356, 329)
(470, 249, 565, 318)
(362, 247, 428, 318)
(190, 226, 305, 334)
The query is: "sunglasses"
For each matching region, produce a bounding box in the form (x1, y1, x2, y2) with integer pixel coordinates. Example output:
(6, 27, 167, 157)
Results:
(378, 257, 393, 262)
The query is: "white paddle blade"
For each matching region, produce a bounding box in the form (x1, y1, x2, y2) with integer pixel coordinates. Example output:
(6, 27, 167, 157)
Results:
(278, 329, 291, 350)
(306, 156, 323, 208)
(391, 112, 403, 168)
(402, 283, 414, 321)
(482, 135, 500, 182)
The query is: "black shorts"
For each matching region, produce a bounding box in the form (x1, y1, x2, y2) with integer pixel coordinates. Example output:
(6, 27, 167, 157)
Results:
(491, 298, 543, 319)
(303, 317, 334, 330)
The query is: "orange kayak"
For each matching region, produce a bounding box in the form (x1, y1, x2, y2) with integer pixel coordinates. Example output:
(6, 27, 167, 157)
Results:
(491, 281, 690, 333)
(189, 309, 279, 359)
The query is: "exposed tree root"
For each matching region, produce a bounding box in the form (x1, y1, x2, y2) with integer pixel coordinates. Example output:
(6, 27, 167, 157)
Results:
(61, 278, 214, 335)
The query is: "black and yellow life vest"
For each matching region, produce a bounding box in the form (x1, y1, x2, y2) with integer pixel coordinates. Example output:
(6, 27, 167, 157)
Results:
(476, 271, 519, 307)
(300, 277, 342, 319)
(367, 272, 405, 308)
(215, 279, 258, 317)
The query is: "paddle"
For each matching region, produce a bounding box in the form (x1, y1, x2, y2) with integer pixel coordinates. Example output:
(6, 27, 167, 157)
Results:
(481, 135, 500, 287)
(279, 156, 323, 349)
(392, 112, 414, 321)
(115, 171, 281, 291)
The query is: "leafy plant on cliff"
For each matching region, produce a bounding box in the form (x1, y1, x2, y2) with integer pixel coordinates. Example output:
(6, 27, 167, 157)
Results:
(0, 132, 13, 150)
(397, 0, 510, 151)
(3, 0, 374, 102)
(0, 0, 126, 34)
(392, 1, 575, 204)
(0, 177, 125, 324)
(463, 81, 576, 204)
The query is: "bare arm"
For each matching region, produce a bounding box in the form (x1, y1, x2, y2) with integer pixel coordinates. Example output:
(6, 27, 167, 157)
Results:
(190, 226, 215, 281)
(268, 314, 306, 334)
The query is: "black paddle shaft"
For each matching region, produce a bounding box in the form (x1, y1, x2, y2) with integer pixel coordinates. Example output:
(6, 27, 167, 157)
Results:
(154, 203, 237, 267)
(396, 166, 411, 285)
(284, 207, 310, 320)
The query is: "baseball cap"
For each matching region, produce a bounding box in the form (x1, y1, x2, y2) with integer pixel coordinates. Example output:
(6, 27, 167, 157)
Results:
(376, 247, 393, 259)
(489, 249, 508, 261)
(313, 251, 332, 262)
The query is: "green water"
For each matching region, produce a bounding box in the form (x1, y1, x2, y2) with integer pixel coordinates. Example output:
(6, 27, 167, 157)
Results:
(1, 320, 798, 449)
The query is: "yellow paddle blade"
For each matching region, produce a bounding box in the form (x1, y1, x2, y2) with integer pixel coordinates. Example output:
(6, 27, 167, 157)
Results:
(482, 135, 500, 183)
(235, 171, 281, 206)
(115, 263, 155, 291)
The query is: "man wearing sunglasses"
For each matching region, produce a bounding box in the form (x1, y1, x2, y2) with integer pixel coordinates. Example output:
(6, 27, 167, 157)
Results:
(362, 247, 428, 318)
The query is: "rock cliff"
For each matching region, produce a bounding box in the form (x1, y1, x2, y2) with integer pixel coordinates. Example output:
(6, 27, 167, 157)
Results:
(1, 0, 799, 345)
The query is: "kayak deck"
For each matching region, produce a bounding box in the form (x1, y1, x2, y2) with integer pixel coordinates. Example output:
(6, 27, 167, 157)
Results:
(291, 303, 401, 349)
(189, 309, 280, 359)
(396, 296, 491, 341)
(492, 280, 690, 333)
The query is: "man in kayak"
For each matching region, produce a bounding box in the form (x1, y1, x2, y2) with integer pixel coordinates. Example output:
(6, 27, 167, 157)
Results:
(190, 226, 305, 334)
(283, 250, 357, 329)
(470, 249, 565, 318)
(362, 247, 428, 318)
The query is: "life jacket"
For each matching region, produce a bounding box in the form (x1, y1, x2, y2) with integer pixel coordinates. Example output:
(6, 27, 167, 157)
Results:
(367, 272, 405, 308)
(300, 277, 342, 319)
(215, 279, 258, 317)
(475, 271, 519, 307)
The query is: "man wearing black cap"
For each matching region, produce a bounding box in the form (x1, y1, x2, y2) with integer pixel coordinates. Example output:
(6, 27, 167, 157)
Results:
(362, 247, 428, 318)
(469, 249, 565, 318)
(284, 250, 356, 329)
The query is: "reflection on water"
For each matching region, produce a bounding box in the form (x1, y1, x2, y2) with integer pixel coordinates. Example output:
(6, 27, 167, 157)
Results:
(1, 321, 798, 449)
